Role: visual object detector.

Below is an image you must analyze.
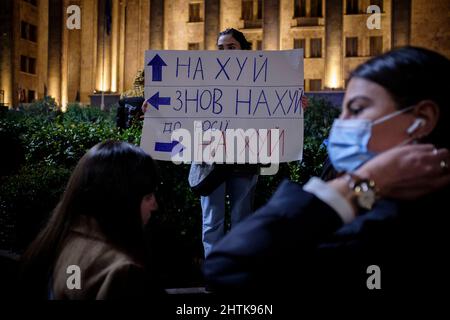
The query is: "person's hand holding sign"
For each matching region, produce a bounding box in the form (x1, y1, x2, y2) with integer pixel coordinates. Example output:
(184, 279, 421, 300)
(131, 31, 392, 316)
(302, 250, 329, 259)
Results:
(140, 100, 149, 119)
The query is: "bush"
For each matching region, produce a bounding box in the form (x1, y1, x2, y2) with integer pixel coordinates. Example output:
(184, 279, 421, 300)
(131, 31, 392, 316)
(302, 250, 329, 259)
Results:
(0, 164, 71, 250)
(0, 104, 139, 251)
(63, 103, 115, 124)
(294, 97, 340, 182)
(25, 120, 119, 166)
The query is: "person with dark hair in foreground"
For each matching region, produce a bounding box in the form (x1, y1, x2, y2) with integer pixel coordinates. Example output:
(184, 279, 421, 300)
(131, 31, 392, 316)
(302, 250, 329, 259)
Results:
(21, 141, 160, 299)
(204, 46, 450, 296)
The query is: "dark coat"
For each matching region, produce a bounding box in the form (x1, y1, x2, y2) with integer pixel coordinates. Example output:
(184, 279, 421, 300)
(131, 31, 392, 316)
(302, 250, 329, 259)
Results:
(203, 179, 449, 298)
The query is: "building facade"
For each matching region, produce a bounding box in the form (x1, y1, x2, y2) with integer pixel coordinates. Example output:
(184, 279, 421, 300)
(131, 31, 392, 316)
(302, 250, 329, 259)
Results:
(1, 0, 449, 108)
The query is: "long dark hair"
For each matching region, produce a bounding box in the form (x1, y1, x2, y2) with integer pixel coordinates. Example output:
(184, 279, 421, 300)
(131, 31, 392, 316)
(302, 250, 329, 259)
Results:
(349, 46, 450, 149)
(20, 141, 159, 298)
(218, 28, 252, 50)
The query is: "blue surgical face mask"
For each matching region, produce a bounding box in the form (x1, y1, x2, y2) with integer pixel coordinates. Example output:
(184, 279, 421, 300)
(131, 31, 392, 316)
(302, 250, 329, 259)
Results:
(327, 105, 417, 172)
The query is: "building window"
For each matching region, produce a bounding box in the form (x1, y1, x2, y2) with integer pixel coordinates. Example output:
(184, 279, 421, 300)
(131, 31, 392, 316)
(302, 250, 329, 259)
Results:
(20, 56, 27, 72)
(189, 3, 202, 22)
(370, 0, 383, 12)
(20, 55, 36, 74)
(310, 79, 322, 91)
(21, 21, 27, 39)
(242, 0, 262, 20)
(293, 38, 305, 50)
(346, 0, 360, 14)
(242, 0, 262, 28)
(29, 24, 37, 42)
(27, 90, 36, 103)
(346, 37, 358, 57)
(24, 0, 38, 6)
(310, 38, 322, 58)
(294, 0, 306, 18)
(188, 43, 200, 50)
(370, 36, 383, 56)
(28, 57, 36, 74)
(310, 0, 323, 17)
(257, 0, 263, 19)
(242, 0, 254, 21)
(256, 40, 263, 50)
(20, 21, 37, 42)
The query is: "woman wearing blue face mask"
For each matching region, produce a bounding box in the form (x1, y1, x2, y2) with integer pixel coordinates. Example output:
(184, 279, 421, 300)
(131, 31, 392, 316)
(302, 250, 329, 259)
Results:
(204, 46, 450, 299)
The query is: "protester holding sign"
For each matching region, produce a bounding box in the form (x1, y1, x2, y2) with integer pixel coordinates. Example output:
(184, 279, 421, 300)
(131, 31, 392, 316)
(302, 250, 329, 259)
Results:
(140, 30, 305, 257)
(193, 29, 259, 258)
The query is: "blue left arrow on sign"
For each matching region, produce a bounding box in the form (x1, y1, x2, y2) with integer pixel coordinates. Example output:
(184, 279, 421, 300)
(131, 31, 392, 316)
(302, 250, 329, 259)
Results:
(146, 92, 171, 110)
(154, 140, 184, 156)
(147, 54, 167, 82)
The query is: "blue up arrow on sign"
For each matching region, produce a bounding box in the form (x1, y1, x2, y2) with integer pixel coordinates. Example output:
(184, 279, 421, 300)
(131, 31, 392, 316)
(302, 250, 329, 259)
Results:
(147, 54, 167, 82)
(146, 92, 171, 110)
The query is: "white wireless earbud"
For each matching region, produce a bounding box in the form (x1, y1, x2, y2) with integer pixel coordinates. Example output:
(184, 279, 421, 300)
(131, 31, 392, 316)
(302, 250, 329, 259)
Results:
(406, 118, 426, 135)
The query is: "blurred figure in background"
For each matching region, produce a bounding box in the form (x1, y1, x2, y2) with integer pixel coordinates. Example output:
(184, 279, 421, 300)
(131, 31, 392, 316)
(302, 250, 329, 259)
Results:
(117, 70, 145, 130)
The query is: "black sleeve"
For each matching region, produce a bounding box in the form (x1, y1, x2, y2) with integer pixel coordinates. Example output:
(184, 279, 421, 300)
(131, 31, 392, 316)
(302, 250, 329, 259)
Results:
(203, 180, 343, 293)
(116, 103, 127, 129)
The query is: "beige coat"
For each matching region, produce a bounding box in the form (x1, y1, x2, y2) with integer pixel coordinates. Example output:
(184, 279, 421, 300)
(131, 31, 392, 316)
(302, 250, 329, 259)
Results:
(51, 217, 149, 299)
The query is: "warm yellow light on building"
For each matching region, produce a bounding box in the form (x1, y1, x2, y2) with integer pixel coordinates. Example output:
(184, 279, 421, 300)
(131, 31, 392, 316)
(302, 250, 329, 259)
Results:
(3, 90, 11, 108)
(1, 70, 12, 107)
(110, 0, 120, 93)
(96, 65, 111, 92)
(61, 95, 68, 112)
(111, 58, 118, 92)
(61, 70, 68, 111)
(325, 58, 342, 90)
(328, 66, 340, 89)
(48, 77, 60, 105)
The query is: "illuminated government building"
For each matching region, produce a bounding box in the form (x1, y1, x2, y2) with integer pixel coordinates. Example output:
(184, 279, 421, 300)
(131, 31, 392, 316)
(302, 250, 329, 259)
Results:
(0, 0, 449, 108)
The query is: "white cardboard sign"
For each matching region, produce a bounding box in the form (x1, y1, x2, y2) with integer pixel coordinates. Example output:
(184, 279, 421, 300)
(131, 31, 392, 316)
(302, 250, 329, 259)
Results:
(140, 49, 304, 163)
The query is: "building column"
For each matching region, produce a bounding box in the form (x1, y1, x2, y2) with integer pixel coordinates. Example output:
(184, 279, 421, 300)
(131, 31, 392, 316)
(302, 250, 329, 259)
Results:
(80, 0, 98, 104)
(150, 0, 164, 49)
(324, 0, 343, 89)
(12, 0, 20, 107)
(204, 0, 220, 50)
(96, 0, 112, 93)
(118, 0, 126, 93)
(61, 0, 70, 108)
(62, 0, 82, 109)
(122, 0, 149, 91)
(391, 0, 411, 48)
(263, 0, 280, 50)
(47, 0, 62, 105)
(111, 0, 120, 93)
(37, 0, 49, 100)
(0, 0, 14, 107)
(139, 0, 150, 66)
